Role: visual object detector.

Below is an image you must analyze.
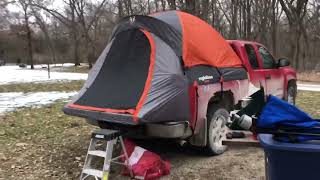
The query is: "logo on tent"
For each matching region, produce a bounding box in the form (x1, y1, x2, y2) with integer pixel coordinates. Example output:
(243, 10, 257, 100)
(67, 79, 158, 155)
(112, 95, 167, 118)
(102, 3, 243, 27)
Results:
(199, 75, 214, 82)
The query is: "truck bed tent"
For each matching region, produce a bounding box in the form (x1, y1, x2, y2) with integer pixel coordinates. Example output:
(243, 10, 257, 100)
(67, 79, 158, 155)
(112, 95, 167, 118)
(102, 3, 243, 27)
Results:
(63, 11, 247, 125)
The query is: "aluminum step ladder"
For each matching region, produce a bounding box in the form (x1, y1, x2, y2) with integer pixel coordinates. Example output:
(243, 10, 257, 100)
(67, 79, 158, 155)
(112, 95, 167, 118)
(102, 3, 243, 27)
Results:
(80, 129, 133, 180)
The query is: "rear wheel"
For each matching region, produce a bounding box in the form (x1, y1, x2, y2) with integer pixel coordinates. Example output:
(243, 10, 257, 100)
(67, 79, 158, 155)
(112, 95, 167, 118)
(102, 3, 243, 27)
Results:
(286, 82, 297, 105)
(205, 104, 229, 155)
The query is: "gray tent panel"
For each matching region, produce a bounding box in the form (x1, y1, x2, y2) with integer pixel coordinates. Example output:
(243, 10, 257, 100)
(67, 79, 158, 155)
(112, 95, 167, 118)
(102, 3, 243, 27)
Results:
(138, 33, 190, 122)
(151, 11, 182, 34)
(69, 40, 114, 104)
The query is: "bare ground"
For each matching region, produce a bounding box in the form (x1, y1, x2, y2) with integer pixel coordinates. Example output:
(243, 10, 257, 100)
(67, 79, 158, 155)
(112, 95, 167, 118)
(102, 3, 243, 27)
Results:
(0, 91, 318, 180)
(298, 72, 320, 83)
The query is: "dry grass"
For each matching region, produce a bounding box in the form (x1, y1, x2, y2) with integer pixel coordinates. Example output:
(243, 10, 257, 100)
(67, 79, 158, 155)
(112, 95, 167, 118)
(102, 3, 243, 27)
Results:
(0, 101, 95, 179)
(296, 91, 320, 119)
(0, 80, 85, 93)
(298, 72, 320, 83)
(52, 66, 90, 74)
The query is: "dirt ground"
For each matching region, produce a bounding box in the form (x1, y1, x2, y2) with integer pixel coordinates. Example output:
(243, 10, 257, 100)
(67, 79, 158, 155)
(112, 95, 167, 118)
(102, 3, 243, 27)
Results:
(298, 72, 320, 83)
(0, 90, 318, 180)
(0, 101, 264, 180)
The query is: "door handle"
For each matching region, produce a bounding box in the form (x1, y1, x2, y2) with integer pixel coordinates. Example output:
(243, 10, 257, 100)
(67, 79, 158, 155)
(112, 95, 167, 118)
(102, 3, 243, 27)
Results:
(266, 75, 271, 80)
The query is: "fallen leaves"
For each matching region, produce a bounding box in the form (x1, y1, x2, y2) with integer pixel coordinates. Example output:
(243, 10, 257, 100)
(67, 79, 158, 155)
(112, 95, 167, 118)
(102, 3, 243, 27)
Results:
(15, 143, 28, 147)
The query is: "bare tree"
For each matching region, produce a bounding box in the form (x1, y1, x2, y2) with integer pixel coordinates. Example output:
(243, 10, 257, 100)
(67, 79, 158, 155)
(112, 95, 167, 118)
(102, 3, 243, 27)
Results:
(1, 0, 320, 71)
(17, 0, 34, 69)
(71, 0, 109, 68)
(0, 0, 11, 30)
(31, 7, 56, 64)
(185, 0, 195, 14)
(279, 0, 309, 70)
(167, 0, 176, 10)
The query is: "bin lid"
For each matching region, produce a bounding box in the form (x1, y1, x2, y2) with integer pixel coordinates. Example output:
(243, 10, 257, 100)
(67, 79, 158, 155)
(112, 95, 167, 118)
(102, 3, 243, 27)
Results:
(259, 134, 320, 152)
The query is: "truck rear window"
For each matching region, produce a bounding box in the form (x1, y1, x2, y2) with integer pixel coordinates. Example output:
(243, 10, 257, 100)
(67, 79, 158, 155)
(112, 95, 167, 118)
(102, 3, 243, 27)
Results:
(245, 44, 259, 69)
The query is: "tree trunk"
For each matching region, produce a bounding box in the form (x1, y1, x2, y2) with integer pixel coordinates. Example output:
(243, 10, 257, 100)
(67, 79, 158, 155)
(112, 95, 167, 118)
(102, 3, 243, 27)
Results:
(167, 0, 176, 10)
(160, 0, 166, 11)
(201, 0, 209, 21)
(123, 0, 132, 15)
(271, 0, 277, 57)
(147, 0, 151, 13)
(84, 33, 93, 69)
(72, 31, 80, 66)
(118, 0, 124, 18)
(246, 0, 251, 39)
(230, 0, 239, 39)
(195, 0, 200, 16)
(242, 0, 247, 39)
(32, 8, 56, 64)
(239, 2, 242, 38)
(278, 0, 308, 71)
(24, 9, 33, 69)
(70, 3, 80, 66)
(211, 0, 217, 27)
(155, 0, 159, 12)
(185, 0, 195, 15)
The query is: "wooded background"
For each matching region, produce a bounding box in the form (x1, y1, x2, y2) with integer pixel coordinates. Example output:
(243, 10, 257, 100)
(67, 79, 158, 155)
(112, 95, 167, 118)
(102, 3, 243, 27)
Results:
(0, 0, 319, 71)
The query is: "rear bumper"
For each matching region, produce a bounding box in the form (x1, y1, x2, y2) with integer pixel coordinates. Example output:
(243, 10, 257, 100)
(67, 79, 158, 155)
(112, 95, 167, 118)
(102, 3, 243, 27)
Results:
(64, 106, 193, 139)
(88, 119, 192, 139)
(145, 122, 192, 138)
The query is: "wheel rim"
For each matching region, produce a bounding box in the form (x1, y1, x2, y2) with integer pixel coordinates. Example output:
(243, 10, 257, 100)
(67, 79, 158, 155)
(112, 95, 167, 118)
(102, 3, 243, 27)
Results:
(287, 87, 295, 105)
(210, 115, 227, 148)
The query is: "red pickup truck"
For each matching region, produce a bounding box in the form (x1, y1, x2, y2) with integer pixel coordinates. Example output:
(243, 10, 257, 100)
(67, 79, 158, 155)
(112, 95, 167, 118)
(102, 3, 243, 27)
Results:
(186, 40, 297, 155)
(173, 40, 297, 155)
(79, 40, 297, 155)
(64, 11, 297, 156)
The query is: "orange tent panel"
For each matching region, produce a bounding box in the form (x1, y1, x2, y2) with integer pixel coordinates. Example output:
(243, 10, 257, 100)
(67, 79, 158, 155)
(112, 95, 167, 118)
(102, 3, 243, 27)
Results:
(177, 11, 242, 68)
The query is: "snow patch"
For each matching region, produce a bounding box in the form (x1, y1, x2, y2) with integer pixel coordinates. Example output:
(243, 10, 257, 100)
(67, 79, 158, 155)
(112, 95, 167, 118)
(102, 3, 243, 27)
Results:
(0, 65, 88, 85)
(297, 83, 320, 92)
(0, 91, 77, 113)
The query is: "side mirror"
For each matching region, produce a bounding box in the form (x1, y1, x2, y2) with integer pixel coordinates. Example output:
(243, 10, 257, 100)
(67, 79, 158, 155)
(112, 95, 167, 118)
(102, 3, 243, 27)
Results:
(278, 58, 290, 67)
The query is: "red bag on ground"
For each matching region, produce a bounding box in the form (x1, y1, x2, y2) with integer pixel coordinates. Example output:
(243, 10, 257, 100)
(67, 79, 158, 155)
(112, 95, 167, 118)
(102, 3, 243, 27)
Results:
(121, 139, 170, 180)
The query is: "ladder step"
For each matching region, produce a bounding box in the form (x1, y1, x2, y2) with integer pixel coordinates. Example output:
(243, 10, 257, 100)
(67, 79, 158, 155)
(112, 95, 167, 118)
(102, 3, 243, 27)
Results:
(82, 168, 103, 178)
(88, 150, 106, 157)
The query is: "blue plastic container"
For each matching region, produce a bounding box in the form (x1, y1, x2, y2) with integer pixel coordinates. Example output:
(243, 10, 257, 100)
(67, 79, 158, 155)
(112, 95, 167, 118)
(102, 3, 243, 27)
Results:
(259, 134, 320, 180)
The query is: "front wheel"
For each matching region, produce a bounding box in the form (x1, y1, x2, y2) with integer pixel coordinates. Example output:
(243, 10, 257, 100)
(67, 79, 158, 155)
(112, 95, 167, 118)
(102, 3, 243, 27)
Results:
(205, 104, 229, 155)
(286, 82, 297, 105)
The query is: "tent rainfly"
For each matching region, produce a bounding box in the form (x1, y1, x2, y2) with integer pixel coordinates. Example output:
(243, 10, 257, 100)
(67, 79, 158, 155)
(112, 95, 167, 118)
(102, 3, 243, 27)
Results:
(63, 10, 247, 125)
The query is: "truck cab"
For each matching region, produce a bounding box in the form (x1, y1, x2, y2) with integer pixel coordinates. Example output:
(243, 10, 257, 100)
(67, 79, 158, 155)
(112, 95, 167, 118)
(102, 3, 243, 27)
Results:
(228, 40, 297, 103)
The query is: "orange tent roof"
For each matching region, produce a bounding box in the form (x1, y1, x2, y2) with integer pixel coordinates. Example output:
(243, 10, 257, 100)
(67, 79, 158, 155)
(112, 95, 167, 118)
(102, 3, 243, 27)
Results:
(176, 11, 242, 68)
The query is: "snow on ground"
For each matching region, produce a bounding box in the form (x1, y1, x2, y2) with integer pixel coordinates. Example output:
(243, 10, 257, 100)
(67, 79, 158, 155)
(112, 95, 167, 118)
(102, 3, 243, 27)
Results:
(0, 91, 77, 114)
(0, 65, 88, 85)
(297, 83, 320, 92)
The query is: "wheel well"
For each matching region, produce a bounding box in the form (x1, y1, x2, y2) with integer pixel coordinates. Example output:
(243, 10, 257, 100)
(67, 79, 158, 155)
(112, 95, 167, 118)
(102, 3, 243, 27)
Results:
(207, 91, 234, 112)
(288, 79, 297, 88)
(287, 79, 297, 96)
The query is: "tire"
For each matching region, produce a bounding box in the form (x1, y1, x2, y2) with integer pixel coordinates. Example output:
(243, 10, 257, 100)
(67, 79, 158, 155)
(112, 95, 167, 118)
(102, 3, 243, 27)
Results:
(286, 82, 297, 105)
(205, 103, 229, 155)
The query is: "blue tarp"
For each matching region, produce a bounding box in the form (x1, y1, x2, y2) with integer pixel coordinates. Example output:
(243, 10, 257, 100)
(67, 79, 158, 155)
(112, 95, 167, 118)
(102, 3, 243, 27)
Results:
(258, 95, 320, 142)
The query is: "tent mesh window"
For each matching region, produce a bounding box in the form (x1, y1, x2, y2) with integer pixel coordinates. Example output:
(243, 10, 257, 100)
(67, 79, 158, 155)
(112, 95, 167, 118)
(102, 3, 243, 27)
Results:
(75, 29, 151, 109)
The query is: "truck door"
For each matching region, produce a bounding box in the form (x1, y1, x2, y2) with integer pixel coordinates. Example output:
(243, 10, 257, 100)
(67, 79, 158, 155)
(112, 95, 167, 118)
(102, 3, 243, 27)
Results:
(256, 46, 284, 98)
(244, 44, 266, 89)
